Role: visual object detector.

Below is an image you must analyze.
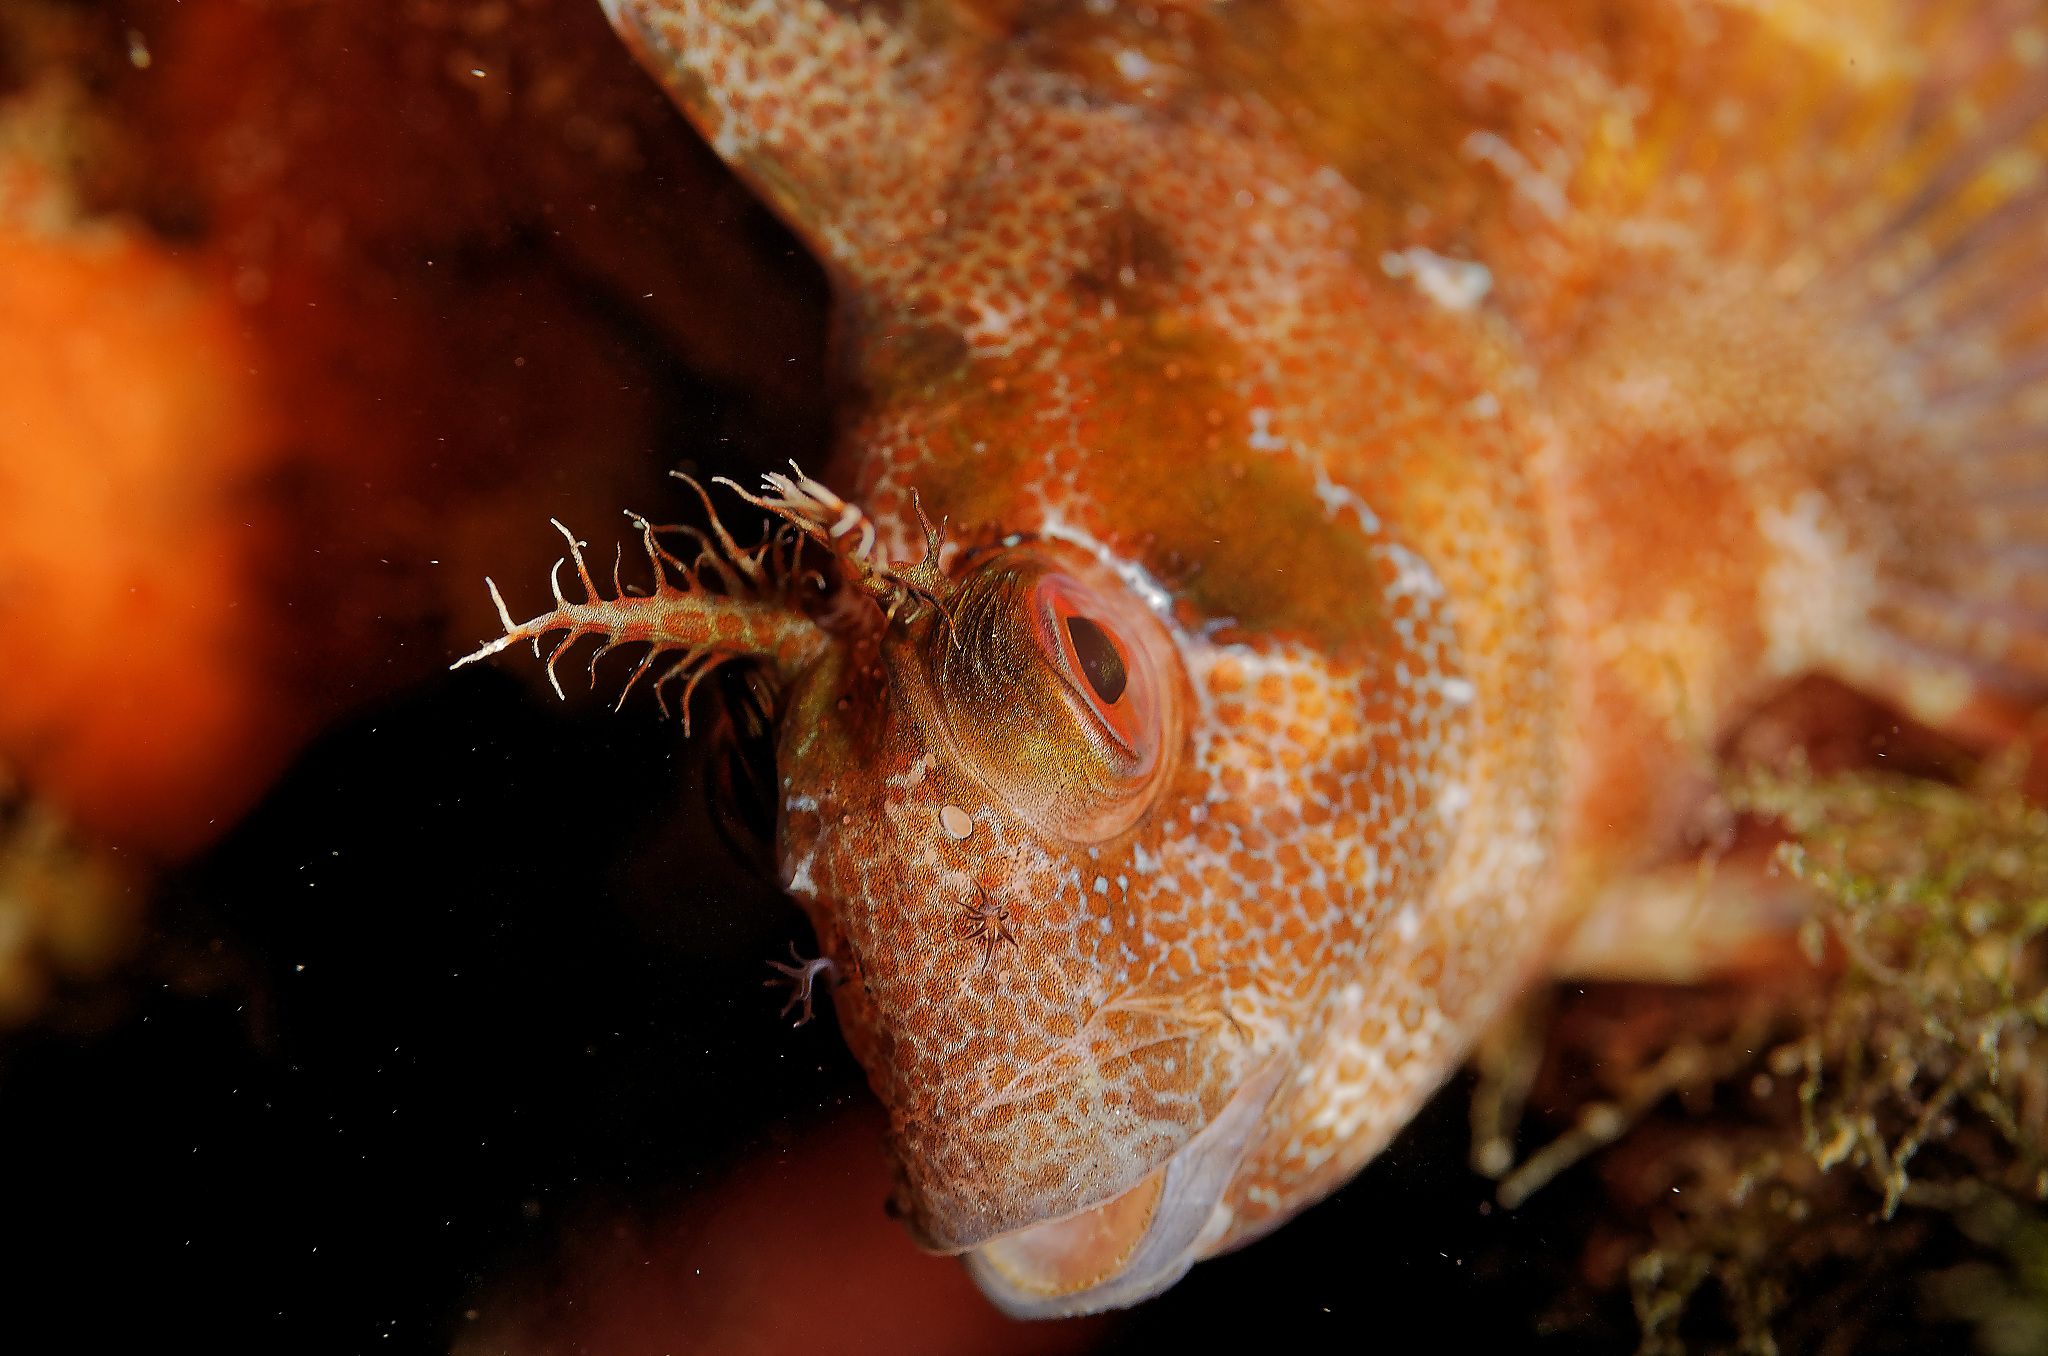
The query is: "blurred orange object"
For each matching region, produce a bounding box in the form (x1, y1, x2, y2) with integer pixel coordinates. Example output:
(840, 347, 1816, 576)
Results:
(462, 1108, 1104, 1356)
(0, 227, 283, 860)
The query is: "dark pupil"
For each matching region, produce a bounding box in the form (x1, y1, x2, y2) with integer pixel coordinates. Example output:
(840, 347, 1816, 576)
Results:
(1065, 616, 1128, 705)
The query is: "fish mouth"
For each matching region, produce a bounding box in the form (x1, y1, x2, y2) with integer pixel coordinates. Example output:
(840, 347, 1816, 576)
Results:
(962, 1058, 1287, 1318)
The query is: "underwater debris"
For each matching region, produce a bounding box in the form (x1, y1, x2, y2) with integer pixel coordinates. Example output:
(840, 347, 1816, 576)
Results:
(0, 763, 140, 1027)
(1490, 765, 2048, 1354)
(0, 0, 114, 234)
(1752, 770, 2048, 1217)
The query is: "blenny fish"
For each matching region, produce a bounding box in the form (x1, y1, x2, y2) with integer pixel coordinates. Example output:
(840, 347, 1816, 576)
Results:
(456, 0, 2048, 1316)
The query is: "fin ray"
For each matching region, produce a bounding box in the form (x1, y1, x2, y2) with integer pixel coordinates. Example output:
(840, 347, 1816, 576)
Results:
(1462, 0, 2048, 736)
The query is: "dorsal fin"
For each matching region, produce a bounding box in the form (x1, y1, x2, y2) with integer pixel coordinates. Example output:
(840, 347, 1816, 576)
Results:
(603, 0, 994, 287)
(1427, 0, 2048, 744)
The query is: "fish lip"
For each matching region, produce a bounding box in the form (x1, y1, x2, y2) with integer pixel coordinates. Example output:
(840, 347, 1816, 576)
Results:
(956, 1057, 1290, 1318)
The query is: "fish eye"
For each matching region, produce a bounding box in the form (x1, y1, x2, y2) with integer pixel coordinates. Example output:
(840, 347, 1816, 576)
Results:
(923, 554, 1177, 843)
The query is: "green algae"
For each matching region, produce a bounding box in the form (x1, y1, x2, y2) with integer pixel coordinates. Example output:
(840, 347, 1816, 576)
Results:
(1489, 761, 2048, 1354)
(1747, 769, 2048, 1212)
(1625, 766, 2048, 1354)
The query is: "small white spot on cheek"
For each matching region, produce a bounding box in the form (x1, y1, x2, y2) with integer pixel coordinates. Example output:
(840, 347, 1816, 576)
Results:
(940, 804, 974, 840)
(1379, 245, 1492, 311)
(1113, 47, 1153, 83)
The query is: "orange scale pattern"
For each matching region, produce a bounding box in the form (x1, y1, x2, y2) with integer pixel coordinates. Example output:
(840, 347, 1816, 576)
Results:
(453, 0, 2048, 1311)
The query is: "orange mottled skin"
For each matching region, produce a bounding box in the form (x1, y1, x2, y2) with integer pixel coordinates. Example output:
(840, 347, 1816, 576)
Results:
(465, 0, 2048, 1315)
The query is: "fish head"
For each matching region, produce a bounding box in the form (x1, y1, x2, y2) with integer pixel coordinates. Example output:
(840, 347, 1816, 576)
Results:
(773, 523, 1283, 1279)
(749, 364, 1478, 1312)
(462, 370, 1484, 1315)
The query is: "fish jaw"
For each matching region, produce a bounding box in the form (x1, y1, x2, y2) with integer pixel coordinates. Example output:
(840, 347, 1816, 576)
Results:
(963, 1056, 1291, 1318)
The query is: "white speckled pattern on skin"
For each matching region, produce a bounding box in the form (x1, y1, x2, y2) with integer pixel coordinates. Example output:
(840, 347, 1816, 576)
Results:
(455, 0, 2048, 1317)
